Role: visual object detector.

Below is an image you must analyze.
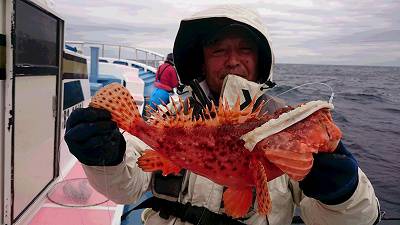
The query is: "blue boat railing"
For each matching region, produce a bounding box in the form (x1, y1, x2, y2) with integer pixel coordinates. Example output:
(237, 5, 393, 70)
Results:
(66, 42, 160, 114)
(65, 41, 164, 68)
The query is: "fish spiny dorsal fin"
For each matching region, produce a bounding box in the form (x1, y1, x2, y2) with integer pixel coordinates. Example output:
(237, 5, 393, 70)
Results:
(89, 83, 140, 132)
(185, 97, 193, 116)
(144, 109, 155, 122)
(159, 99, 175, 120)
(192, 112, 200, 125)
(155, 104, 168, 117)
(232, 95, 241, 113)
(215, 95, 243, 124)
(164, 107, 181, 127)
(210, 101, 217, 115)
(224, 97, 231, 113)
(144, 97, 192, 129)
(185, 97, 191, 109)
(145, 106, 162, 127)
(175, 99, 192, 128)
(203, 104, 211, 118)
(217, 96, 224, 116)
(240, 94, 258, 116)
(185, 99, 219, 127)
(185, 98, 196, 126)
(177, 97, 191, 121)
(217, 97, 230, 120)
(146, 111, 164, 128)
(174, 113, 183, 127)
(173, 107, 182, 126)
(233, 95, 245, 120)
(209, 101, 219, 125)
(159, 99, 169, 109)
(197, 113, 206, 126)
(144, 105, 154, 116)
(235, 95, 261, 123)
(195, 109, 207, 126)
(203, 104, 217, 126)
(179, 97, 186, 113)
(149, 105, 171, 128)
(165, 97, 193, 128)
(184, 112, 195, 127)
(251, 100, 265, 117)
(201, 109, 210, 125)
(171, 98, 179, 115)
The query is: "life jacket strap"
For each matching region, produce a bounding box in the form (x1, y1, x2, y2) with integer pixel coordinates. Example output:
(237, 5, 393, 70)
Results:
(121, 196, 246, 225)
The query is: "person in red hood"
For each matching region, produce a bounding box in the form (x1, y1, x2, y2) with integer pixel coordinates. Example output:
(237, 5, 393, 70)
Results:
(149, 53, 179, 109)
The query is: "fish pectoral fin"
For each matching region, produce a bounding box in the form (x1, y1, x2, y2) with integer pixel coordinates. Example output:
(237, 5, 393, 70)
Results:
(250, 159, 271, 215)
(265, 149, 313, 181)
(137, 150, 181, 176)
(223, 188, 252, 218)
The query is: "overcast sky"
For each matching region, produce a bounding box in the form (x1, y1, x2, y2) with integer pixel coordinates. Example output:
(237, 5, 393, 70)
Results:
(53, 0, 400, 67)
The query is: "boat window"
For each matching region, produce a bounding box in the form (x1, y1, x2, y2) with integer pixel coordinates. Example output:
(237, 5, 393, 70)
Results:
(65, 44, 77, 52)
(113, 60, 128, 66)
(63, 81, 85, 110)
(99, 59, 108, 63)
(15, 0, 58, 68)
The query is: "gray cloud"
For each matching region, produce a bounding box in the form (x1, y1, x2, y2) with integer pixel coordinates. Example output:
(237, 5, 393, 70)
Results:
(356, 30, 400, 43)
(66, 24, 166, 34)
(53, 0, 399, 66)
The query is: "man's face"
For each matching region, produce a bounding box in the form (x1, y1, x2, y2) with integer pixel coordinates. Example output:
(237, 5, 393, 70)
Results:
(202, 30, 259, 95)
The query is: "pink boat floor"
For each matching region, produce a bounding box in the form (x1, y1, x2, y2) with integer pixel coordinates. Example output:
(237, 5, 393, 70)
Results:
(29, 207, 115, 225)
(29, 162, 118, 225)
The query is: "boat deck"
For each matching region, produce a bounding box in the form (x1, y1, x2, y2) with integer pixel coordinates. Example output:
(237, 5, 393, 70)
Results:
(28, 163, 122, 225)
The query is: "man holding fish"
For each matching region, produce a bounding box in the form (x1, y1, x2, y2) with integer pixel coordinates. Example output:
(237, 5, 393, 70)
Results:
(65, 5, 380, 225)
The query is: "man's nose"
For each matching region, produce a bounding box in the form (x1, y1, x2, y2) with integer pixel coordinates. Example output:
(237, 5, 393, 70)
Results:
(225, 51, 241, 67)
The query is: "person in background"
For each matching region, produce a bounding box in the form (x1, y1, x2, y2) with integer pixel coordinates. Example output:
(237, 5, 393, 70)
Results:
(64, 5, 381, 225)
(149, 53, 179, 109)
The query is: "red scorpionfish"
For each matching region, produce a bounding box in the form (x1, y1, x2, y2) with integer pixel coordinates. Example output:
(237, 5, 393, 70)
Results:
(89, 83, 342, 218)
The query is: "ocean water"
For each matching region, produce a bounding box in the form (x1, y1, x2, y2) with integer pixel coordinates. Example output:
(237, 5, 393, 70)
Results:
(272, 64, 400, 219)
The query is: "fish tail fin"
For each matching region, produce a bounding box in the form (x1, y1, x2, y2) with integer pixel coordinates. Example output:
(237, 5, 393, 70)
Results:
(250, 159, 271, 215)
(137, 150, 181, 176)
(223, 188, 253, 218)
(89, 83, 142, 133)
